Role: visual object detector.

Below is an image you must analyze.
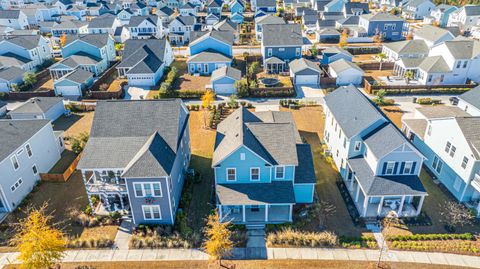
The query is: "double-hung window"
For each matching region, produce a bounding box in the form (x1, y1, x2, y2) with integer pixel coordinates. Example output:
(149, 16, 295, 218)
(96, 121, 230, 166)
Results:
(450, 145, 456, 157)
(275, 166, 285, 179)
(403, 162, 413, 174)
(133, 183, 162, 197)
(432, 156, 443, 173)
(461, 157, 469, 169)
(385, 162, 395, 175)
(227, 168, 236, 181)
(26, 144, 32, 157)
(445, 142, 451, 153)
(250, 168, 260, 181)
(11, 155, 19, 170)
(142, 205, 161, 220)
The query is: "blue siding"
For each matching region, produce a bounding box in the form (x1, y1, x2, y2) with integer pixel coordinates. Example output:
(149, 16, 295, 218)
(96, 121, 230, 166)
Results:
(187, 61, 232, 75)
(263, 46, 302, 62)
(364, 20, 404, 41)
(62, 41, 102, 58)
(294, 184, 314, 203)
(231, 13, 244, 24)
(322, 53, 353, 65)
(412, 135, 472, 201)
(212, 76, 235, 86)
(230, 2, 244, 13)
(190, 37, 233, 57)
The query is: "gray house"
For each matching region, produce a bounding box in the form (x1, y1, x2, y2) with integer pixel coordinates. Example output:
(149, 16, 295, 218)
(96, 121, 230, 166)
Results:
(0, 119, 64, 214)
(77, 99, 191, 225)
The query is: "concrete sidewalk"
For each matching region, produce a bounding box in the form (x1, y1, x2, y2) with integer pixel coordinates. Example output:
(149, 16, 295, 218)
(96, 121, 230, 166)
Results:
(1, 248, 479, 268)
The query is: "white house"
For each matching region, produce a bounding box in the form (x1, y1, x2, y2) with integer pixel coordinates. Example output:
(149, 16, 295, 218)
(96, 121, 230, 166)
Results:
(325, 85, 427, 218)
(328, 59, 364, 86)
(8, 97, 66, 121)
(413, 25, 455, 48)
(448, 5, 480, 32)
(0, 10, 29, 30)
(0, 119, 64, 213)
(402, 104, 480, 216)
(0, 35, 53, 72)
(168, 16, 199, 45)
(87, 13, 122, 35)
(457, 86, 480, 116)
(128, 15, 163, 39)
(402, 0, 435, 20)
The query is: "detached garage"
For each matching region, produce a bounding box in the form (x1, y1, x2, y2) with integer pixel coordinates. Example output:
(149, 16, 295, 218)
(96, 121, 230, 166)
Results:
(211, 66, 242, 95)
(328, 59, 364, 86)
(54, 69, 94, 100)
(9, 97, 66, 121)
(289, 58, 322, 85)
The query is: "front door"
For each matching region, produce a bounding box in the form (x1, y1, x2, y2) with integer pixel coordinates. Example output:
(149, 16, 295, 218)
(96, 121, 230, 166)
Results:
(204, 64, 209, 73)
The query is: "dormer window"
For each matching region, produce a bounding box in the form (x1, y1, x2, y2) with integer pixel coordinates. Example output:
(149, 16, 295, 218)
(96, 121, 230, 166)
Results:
(385, 162, 395, 175)
(354, 141, 362, 151)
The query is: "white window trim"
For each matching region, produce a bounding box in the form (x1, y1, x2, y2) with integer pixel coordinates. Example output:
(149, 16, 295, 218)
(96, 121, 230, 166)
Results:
(133, 182, 163, 198)
(250, 167, 260, 181)
(385, 161, 395, 175)
(32, 164, 38, 175)
(403, 161, 413, 174)
(142, 205, 162, 220)
(11, 155, 19, 171)
(275, 166, 285, 179)
(226, 168, 236, 181)
(25, 143, 33, 158)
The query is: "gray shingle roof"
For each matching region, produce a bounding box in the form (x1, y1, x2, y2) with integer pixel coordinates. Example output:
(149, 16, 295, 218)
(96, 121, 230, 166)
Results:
(175, 15, 197, 26)
(294, 144, 316, 184)
(78, 99, 188, 177)
(418, 56, 450, 73)
(459, 86, 480, 111)
(348, 157, 427, 196)
(190, 30, 234, 46)
(361, 12, 404, 21)
(0, 119, 51, 161)
(262, 23, 303, 47)
(324, 85, 384, 138)
(256, 0, 276, 7)
(464, 5, 480, 16)
(384, 40, 429, 55)
(402, 118, 427, 139)
(61, 68, 93, 84)
(0, 53, 32, 68)
(0, 35, 41, 50)
(187, 50, 232, 63)
(363, 122, 408, 159)
(414, 25, 454, 43)
(211, 66, 241, 81)
(216, 181, 296, 205)
(213, 108, 303, 166)
(88, 13, 117, 29)
(118, 38, 168, 74)
(442, 40, 480, 59)
(10, 97, 64, 115)
(456, 117, 480, 160)
(55, 53, 102, 68)
(128, 15, 158, 27)
(289, 58, 322, 75)
(417, 106, 470, 119)
(0, 66, 24, 82)
(329, 58, 363, 74)
(65, 34, 110, 49)
(0, 10, 21, 19)
(254, 14, 285, 25)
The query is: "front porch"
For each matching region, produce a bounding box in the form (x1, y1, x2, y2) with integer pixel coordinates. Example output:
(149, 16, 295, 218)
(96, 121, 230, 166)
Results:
(218, 204, 293, 224)
(264, 57, 287, 74)
(344, 168, 426, 218)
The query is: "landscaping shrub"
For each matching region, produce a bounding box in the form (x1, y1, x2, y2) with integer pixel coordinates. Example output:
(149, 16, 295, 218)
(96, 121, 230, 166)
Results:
(373, 88, 471, 95)
(67, 237, 114, 249)
(340, 236, 377, 249)
(129, 225, 197, 249)
(266, 228, 338, 247)
(387, 233, 474, 242)
(416, 98, 442, 105)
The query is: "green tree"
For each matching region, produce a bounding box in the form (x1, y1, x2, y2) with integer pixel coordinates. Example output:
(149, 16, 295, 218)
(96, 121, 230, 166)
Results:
(247, 61, 259, 80)
(234, 78, 249, 97)
(12, 204, 66, 269)
(375, 89, 386, 105)
(227, 94, 238, 108)
(404, 70, 414, 84)
(202, 210, 233, 264)
(70, 132, 89, 154)
(310, 44, 318, 58)
(377, 53, 387, 70)
(23, 72, 37, 88)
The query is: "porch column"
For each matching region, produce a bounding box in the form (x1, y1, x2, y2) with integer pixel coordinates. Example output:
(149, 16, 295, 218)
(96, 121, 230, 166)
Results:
(350, 176, 354, 191)
(219, 205, 223, 220)
(289, 204, 293, 221)
(398, 195, 406, 217)
(355, 184, 361, 202)
(82, 171, 94, 211)
(362, 195, 369, 217)
(103, 194, 110, 210)
(265, 204, 269, 222)
(119, 194, 125, 209)
(242, 205, 246, 222)
(416, 196, 425, 216)
(377, 196, 384, 216)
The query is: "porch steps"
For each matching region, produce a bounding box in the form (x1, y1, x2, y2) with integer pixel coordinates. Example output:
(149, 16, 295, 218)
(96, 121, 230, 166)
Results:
(246, 226, 267, 259)
(246, 224, 266, 230)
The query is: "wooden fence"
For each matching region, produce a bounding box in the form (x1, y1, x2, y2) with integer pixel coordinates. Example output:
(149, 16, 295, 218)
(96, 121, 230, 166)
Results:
(7, 90, 55, 100)
(40, 153, 81, 182)
(90, 61, 120, 92)
(250, 86, 296, 97)
(88, 81, 125, 99)
(358, 62, 394, 71)
(364, 78, 477, 95)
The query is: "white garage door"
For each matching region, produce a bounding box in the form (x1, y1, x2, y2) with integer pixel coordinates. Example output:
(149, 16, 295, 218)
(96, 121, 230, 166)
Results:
(295, 75, 318, 85)
(214, 84, 236, 95)
(58, 85, 81, 96)
(337, 75, 361, 86)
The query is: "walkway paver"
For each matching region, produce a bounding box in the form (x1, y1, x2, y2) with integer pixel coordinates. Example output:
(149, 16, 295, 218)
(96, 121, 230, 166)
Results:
(2, 248, 480, 268)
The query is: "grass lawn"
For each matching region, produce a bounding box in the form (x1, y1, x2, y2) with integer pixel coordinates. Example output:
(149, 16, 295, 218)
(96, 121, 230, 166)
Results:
(186, 111, 216, 233)
(5, 260, 470, 269)
(285, 106, 367, 237)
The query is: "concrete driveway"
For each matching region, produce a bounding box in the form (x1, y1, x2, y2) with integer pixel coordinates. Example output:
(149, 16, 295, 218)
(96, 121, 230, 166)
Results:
(124, 86, 150, 100)
(295, 84, 325, 105)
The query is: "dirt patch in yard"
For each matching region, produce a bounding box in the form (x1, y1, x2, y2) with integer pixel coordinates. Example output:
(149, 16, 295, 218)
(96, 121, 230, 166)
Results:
(285, 106, 368, 237)
(172, 60, 210, 92)
(381, 105, 404, 128)
(53, 112, 94, 139)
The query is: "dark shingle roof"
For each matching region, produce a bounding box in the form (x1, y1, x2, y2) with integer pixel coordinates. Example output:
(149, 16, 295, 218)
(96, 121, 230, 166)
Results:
(0, 35, 41, 50)
(78, 99, 188, 177)
(348, 157, 427, 196)
(118, 38, 168, 74)
(294, 144, 316, 184)
(0, 66, 24, 81)
(289, 58, 322, 75)
(0, 120, 51, 161)
(0, 10, 21, 19)
(61, 68, 93, 83)
(128, 15, 158, 27)
(88, 13, 117, 29)
(262, 24, 303, 47)
(216, 181, 296, 205)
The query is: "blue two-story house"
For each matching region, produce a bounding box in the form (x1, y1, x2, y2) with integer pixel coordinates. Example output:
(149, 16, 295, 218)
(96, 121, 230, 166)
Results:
(261, 23, 303, 73)
(358, 13, 405, 41)
(229, 0, 245, 14)
(187, 30, 233, 75)
(213, 107, 316, 224)
(78, 99, 191, 225)
(49, 34, 115, 79)
(207, 0, 223, 16)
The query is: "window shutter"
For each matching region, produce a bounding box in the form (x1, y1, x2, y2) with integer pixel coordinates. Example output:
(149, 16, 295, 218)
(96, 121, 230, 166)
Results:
(399, 162, 405, 174)
(411, 162, 416, 175)
(382, 162, 387, 174)
(393, 162, 399, 174)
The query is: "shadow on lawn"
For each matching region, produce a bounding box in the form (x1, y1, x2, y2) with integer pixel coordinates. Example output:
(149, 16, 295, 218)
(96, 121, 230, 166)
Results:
(187, 154, 215, 233)
(52, 113, 85, 133)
